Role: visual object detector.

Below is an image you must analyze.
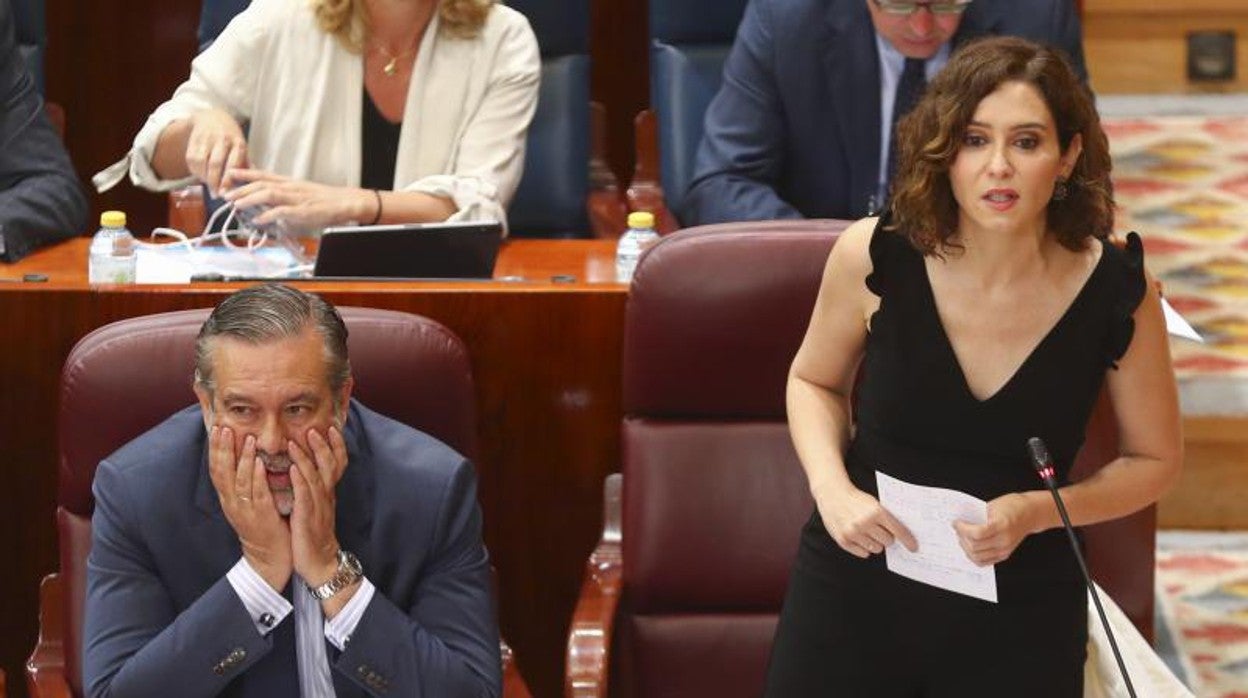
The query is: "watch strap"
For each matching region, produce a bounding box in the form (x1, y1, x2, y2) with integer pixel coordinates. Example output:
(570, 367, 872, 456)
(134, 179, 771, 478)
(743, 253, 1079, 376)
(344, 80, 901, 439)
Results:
(307, 549, 363, 601)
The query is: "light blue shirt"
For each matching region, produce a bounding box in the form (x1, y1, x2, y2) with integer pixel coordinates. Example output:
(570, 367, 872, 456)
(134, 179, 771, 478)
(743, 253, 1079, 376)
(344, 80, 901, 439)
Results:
(875, 35, 951, 210)
(227, 557, 377, 697)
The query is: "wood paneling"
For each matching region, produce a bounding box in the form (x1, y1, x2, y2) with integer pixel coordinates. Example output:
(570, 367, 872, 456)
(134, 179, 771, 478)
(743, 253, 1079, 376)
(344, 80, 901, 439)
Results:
(1159, 418, 1248, 530)
(0, 239, 625, 698)
(591, 0, 650, 189)
(1087, 0, 1247, 15)
(1083, 0, 1248, 93)
(44, 0, 200, 237)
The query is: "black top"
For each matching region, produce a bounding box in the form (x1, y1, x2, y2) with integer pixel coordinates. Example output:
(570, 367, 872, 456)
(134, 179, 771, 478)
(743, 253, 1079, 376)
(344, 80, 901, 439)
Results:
(849, 218, 1146, 599)
(360, 88, 402, 191)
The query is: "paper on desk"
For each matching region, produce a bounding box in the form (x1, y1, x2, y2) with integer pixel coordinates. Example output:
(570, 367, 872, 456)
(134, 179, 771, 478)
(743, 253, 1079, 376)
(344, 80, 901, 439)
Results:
(875, 471, 998, 603)
(135, 245, 305, 284)
(1161, 297, 1202, 343)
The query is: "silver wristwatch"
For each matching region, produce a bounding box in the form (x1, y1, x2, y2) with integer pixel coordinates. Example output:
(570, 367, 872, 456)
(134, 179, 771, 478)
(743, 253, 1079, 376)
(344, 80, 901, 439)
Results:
(307, 549, 364, 600)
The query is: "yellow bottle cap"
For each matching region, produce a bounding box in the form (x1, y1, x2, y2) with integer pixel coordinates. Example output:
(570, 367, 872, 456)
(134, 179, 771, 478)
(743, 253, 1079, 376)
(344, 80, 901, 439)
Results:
(100, 210, 127, 228)
(627, 211, 655, 229)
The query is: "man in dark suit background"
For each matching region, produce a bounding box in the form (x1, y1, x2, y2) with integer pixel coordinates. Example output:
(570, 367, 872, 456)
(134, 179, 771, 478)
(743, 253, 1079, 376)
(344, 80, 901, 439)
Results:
(683, 0, 1087, 225)
(84, 284, 501, 697)
(0, 0, 85, 262)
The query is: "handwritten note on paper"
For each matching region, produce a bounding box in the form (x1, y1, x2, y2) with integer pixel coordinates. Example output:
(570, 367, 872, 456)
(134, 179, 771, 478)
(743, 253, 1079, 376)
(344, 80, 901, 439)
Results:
(875, 471, 998, 603)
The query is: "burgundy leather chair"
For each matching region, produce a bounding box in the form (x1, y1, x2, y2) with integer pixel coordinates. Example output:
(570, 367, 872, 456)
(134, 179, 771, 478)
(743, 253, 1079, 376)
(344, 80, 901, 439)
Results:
(566, 222, 1157, 697)
(27, 306, 531, 698)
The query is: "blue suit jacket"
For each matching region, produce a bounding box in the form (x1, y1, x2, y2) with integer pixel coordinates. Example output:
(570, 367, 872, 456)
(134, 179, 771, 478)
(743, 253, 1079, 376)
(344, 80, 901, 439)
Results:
(84, 400, 501, 697)
(0, 0, 86, 262)
(682, 0, 1087, 226)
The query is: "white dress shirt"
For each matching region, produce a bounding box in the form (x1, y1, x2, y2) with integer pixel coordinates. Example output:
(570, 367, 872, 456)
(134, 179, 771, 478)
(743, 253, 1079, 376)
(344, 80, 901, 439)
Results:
(227, 557, 377, 697)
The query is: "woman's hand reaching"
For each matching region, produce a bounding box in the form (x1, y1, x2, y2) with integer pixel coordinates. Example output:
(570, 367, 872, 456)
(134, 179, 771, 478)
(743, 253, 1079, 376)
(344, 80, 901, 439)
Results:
(183, 108, 250, 196)
(222, 169, 375, 234)
(815, 482, 918, 559)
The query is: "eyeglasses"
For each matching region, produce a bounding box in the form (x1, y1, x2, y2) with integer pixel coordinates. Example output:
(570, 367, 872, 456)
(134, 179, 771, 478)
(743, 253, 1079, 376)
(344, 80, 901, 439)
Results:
(872, 0, 973, 15)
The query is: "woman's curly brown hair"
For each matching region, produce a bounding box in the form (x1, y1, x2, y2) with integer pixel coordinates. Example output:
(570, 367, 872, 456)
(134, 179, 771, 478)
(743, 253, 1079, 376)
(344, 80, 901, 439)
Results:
(889, 36, 1114, 255)
(313, 0, 496, 52)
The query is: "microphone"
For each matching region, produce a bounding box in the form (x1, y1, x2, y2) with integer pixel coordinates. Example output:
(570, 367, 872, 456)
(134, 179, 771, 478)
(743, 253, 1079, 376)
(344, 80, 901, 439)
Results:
(1026, 437, 1136, 698)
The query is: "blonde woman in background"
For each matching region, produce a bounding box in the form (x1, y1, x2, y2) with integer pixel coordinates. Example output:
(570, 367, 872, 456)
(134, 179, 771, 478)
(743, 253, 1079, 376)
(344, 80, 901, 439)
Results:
(98, 0, 539, 233)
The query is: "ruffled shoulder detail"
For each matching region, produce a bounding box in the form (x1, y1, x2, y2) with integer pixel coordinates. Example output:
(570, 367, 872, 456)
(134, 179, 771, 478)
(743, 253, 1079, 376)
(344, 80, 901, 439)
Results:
(864, 215, 905, 298)
(1105, 232, 1147, 370)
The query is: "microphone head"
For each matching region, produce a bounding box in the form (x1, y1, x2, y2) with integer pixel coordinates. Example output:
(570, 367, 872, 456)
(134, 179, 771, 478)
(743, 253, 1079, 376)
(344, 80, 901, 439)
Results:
(1028, 437, 1058, 479)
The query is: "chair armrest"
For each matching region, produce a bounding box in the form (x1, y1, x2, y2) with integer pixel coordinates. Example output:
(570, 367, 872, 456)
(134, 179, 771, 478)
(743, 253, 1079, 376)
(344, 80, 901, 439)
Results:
(565, 473, 623, 698)
(588, 101, 628, 240)
(589, 190, 628, 240)
(26, 573, 72, 698)
(44, 102, 65, 141)
(501, 639, 533, 698)
(167, 184, 207, 234)
(625, 110, 680, 235)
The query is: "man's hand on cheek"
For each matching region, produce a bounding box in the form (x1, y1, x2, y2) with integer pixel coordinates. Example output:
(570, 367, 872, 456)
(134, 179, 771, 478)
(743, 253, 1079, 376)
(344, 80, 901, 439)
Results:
(206, 425, 293, 591)
(287, 426, 349, 585)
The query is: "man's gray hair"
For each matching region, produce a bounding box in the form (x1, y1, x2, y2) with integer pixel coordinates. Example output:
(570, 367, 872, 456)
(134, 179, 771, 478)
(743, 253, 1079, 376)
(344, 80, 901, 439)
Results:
(194, 284, 351, 396)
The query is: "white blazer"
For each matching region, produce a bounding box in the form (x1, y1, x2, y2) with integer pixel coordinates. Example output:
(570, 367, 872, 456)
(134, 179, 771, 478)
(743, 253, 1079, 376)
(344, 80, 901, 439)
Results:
(98, 0, 540, 229)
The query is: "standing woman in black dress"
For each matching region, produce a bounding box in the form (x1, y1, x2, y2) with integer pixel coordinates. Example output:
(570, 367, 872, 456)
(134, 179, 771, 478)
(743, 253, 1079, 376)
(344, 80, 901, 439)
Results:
(765, 36, 1182, 697)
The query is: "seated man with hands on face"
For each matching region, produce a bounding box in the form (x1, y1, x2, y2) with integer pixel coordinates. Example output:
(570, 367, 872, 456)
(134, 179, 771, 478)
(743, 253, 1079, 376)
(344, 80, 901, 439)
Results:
(93, 0, 540, 234)
(83, 284, 500, 697)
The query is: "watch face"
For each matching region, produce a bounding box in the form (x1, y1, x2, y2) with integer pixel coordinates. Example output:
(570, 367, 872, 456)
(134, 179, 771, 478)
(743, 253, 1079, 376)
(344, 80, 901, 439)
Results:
(309, 550, 364, 600)
(340, 550, 363, 575)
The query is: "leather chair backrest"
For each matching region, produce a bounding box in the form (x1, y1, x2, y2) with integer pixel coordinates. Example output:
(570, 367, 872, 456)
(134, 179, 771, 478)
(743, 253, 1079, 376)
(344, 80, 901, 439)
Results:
(1070, 388, 1156, 639)
(648, 0, 748, 219)
(197, 0, 250, 51)
(57, 306, 477, 696)
(615, 221, 1155, 697)
(617, 221, 846, 698)
(11, 0, 46, 92)
(505, 0, 590, 238)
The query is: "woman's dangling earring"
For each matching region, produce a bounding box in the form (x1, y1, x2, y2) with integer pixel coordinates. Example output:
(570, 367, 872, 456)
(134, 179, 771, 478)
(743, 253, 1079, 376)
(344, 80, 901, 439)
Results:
(1052, 177, 1069, 202)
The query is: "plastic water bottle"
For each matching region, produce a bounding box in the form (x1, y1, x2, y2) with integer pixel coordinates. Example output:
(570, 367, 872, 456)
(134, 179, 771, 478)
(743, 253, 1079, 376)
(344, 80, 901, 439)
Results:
(616, 211, 660, 282)
(88, 210, 137, 284)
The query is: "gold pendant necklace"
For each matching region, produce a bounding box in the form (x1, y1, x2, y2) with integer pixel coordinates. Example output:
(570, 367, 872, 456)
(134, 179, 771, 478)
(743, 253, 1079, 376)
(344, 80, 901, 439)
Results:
(374, 44, 411, 78)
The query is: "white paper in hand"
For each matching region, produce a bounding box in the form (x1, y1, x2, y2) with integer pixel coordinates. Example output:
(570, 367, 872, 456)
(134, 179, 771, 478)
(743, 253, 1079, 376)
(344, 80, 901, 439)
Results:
(875, 471, 998, 603)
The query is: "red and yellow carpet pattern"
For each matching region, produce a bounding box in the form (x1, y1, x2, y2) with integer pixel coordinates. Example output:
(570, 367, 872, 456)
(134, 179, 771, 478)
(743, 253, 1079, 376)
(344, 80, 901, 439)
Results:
(1155, 531, 1248, 696)
(1107, 115, 1248, 415)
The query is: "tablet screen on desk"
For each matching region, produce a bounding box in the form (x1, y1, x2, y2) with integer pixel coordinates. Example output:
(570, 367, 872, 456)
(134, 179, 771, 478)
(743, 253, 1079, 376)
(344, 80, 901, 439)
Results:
(313, 221, 503, 279)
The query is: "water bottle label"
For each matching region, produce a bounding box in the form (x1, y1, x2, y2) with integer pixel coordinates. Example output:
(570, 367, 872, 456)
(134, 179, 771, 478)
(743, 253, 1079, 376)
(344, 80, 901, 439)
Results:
(89, 255, 136, 284)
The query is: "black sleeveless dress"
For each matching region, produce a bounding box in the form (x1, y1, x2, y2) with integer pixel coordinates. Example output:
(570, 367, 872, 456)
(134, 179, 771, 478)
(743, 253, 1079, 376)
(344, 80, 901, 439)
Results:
(763, 220, 1146, 697)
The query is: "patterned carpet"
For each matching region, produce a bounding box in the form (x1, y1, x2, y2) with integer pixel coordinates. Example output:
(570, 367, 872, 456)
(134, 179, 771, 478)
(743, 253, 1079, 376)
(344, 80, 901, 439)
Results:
(1156, 531, 1248, 697)
(1106, 114, 1248, 415)
(1106, 105, 1248, 696)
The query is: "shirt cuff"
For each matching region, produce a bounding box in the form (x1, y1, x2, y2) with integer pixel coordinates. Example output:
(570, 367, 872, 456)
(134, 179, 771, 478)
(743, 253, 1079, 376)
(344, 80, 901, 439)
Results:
(226, 557, 293, 636)
(402, 175, 508, 235)
(324, 577, 376, 651)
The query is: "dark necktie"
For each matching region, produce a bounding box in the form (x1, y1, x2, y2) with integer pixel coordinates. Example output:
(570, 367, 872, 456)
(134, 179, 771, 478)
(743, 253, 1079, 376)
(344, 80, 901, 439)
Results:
(887, 57, 927, 186)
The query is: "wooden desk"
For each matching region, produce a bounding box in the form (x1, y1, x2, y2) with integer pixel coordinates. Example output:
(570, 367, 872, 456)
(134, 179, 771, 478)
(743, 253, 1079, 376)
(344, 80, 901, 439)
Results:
(0, 238, 624, 698)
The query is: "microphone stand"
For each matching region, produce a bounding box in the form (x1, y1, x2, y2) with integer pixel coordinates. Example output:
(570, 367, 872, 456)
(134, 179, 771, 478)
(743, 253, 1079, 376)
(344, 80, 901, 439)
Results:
(1027, 437, 1137, 698)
